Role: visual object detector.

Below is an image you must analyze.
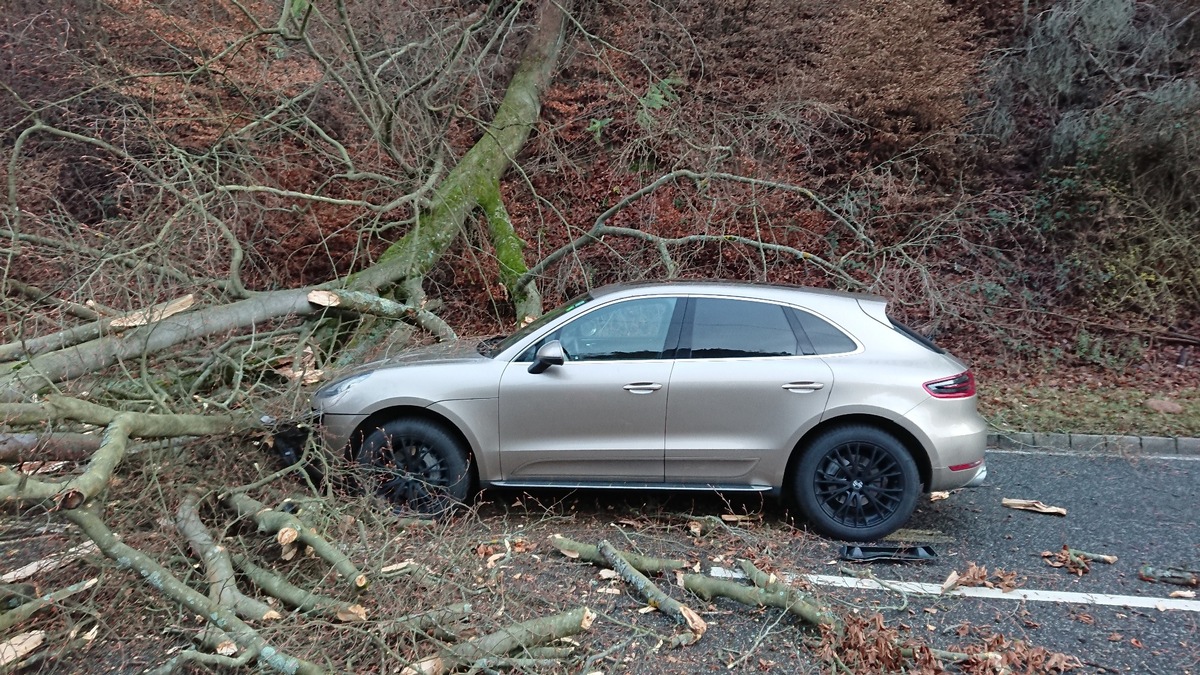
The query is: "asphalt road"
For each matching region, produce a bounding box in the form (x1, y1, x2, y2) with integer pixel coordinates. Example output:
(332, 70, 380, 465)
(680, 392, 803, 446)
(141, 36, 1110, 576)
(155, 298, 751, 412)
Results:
(822, 448, 1200, 674)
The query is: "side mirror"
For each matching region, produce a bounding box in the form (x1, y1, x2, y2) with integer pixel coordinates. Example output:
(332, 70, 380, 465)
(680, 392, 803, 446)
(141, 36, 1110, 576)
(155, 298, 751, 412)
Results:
(527, 340, 565, 374)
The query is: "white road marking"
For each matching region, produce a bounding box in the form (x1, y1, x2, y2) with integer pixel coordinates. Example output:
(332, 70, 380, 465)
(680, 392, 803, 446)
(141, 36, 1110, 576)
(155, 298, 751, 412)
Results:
(804, 574, 1200, 612)
(708, 567, 1200, 612)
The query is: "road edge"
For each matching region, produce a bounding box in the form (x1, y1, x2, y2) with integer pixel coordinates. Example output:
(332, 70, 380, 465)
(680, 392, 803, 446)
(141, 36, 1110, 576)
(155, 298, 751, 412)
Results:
(988, 431, 1200, 456)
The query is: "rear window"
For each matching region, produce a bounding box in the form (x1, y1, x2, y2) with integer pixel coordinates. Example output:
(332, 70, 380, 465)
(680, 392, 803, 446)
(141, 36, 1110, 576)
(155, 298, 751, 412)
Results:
(890, 319, 945, 354)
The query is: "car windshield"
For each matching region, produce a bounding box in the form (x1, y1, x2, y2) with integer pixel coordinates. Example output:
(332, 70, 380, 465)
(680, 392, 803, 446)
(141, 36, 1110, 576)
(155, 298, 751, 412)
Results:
(476, 292, 594, 358)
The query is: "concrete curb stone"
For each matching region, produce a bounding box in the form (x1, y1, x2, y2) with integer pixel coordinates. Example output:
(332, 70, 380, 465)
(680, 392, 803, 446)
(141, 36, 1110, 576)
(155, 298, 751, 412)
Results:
(988, 431, 1200, 456)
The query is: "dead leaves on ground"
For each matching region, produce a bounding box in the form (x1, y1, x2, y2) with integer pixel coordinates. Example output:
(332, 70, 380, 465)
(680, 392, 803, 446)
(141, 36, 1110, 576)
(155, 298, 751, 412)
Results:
(1002, 498, 1067, 516)
(1042, 546, 1117, 576)
(942, 562, 1021, 593)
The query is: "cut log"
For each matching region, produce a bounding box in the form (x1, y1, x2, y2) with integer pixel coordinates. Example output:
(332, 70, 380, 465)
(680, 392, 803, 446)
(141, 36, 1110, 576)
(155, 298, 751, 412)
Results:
(401, 606, 594, 675)
(598, 540, 706, 644)
(548, 534, 688, 574)
(682, 573, 836, 629)
(176, 490, 280, 622)
(224, 492, 368, 592)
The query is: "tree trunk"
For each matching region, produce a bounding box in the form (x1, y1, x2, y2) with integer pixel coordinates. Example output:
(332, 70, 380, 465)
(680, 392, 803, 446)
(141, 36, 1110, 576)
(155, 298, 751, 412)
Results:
(346, 0, 568, 315)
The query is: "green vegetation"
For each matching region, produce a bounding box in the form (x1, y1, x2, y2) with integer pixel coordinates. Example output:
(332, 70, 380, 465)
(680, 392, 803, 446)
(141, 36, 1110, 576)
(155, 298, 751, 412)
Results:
(982, 385, 1200, 437)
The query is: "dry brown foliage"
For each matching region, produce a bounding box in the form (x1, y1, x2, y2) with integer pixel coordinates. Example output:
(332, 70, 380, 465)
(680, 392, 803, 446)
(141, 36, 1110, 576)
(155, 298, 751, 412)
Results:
(814, 0, 980, 153)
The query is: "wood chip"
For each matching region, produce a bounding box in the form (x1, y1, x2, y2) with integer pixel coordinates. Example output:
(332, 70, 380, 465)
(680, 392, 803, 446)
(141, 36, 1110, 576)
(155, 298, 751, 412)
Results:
(720, 514, 760, 523)
(337, 604, 369, 622)
(0, 631, 45, 666)
(109, 294, 194, 328)
(1001, 498, 1067, 516)
(306, 290, 341, 307)
(277, 527, 299, 546)
(2, 542, 98, 582)
(940, 570, 960, 594)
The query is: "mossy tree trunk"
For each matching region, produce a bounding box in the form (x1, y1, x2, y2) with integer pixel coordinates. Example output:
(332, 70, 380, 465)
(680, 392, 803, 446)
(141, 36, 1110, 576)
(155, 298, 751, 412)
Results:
(348, 0, 566, 325)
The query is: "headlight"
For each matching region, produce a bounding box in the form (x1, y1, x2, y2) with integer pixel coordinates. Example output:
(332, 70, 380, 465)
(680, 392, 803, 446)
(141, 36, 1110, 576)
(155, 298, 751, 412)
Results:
(313, 373, 370, 405)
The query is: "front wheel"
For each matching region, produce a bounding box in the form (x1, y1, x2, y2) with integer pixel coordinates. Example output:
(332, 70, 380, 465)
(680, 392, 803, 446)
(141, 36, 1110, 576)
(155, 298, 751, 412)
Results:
(355, 418, 472, 516)
(791, 425, 920, 541)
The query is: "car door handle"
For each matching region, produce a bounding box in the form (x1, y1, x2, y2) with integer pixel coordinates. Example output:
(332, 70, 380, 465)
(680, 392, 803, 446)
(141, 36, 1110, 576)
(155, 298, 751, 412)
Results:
(623, 382, 663, 394)
(783, 381, 825, 392)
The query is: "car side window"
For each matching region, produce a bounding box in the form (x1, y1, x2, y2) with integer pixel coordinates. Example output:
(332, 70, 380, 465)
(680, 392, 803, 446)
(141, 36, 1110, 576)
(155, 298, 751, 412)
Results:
(792, 309, 857, 355)
(686, 298, 799, 358)
(547, 297, 678, 361)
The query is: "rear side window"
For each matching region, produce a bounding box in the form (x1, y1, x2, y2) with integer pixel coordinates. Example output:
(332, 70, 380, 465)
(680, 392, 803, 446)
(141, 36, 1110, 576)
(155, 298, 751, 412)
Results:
(686, 298, 800, 358)
(791, 309, 857, 355)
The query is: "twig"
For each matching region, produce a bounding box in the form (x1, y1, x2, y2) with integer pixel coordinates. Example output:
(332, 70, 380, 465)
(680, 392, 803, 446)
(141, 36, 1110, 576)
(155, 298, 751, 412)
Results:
(63, 508, 324, 675)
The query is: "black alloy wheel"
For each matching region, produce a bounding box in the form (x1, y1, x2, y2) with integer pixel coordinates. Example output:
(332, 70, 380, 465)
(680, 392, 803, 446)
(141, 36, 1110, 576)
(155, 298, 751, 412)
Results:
(356, 418, 471, 515)
(793, 425, 920, 541)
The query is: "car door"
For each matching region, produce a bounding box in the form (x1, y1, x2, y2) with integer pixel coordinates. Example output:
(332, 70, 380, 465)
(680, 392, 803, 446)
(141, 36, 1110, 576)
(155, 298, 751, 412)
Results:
(497, 296, 682, 482)
(665, 297, 834, 485)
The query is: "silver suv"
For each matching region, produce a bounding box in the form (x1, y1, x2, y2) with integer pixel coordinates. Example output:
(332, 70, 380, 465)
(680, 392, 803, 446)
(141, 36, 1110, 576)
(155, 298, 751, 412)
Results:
(313, 281, 987, 541)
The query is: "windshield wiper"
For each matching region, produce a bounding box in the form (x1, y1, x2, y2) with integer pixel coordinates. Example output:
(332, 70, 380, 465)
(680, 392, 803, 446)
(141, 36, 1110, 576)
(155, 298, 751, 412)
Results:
(476, 335, 506, 357)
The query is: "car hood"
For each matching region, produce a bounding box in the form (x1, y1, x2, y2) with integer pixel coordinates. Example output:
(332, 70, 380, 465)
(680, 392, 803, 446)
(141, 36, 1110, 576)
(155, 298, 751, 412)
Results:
(341, 339, 489, 373)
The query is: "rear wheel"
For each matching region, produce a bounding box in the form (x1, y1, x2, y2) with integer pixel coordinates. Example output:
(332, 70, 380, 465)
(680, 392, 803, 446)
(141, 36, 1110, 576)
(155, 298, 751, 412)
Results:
(791, 425, 920, 541)
(356, 418, 472, 516)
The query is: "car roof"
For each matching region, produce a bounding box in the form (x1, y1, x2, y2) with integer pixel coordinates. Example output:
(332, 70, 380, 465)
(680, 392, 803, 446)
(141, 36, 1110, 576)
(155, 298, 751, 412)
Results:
(590, 279, 887, 305)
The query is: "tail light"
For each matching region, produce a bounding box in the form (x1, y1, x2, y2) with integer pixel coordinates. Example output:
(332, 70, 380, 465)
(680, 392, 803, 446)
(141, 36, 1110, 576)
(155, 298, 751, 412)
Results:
(923, 370, 975, 398)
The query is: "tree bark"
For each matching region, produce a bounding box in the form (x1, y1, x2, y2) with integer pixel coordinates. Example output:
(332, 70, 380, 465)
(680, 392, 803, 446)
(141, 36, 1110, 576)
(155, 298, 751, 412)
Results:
(548, 534, 688, 574)
(176, 490, 280, 622)
(598, 540, 706, 644)
(0, 290, 317, 402)
(346, 0, 568, 306)
(401, 606, 594, 675)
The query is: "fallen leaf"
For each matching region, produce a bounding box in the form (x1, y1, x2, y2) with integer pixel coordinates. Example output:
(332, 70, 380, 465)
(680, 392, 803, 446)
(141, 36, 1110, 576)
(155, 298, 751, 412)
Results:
(637, 606, 658, 614)
(1108, 632, 1123, 642)
(485, 552, 506, 569)
(597, 587, 621, 595)
(1130, 638, 1144, 648)
(598, 569, 620, 580)
(929, 491, 950, 502)
(1169, 590, 1196, 599)
(1002, 498, 1067, 516)
(216, 640, 238, 656)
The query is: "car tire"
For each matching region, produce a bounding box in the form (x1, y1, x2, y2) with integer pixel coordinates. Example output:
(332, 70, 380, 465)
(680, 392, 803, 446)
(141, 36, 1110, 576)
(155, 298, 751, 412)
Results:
(356, 418, 472, 516)
(791, 425, 920, 541)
